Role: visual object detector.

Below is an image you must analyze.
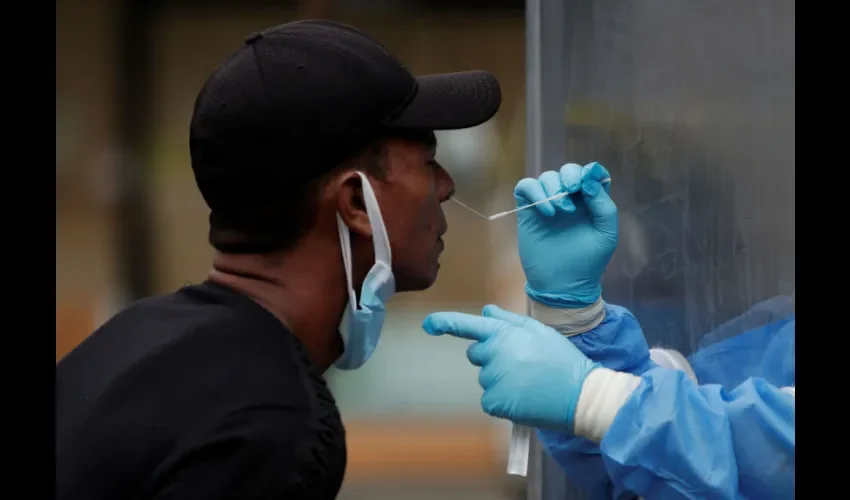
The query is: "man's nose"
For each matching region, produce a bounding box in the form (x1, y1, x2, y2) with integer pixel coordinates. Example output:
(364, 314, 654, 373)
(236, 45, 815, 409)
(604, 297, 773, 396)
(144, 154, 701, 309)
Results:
(436, 166, 456, 203)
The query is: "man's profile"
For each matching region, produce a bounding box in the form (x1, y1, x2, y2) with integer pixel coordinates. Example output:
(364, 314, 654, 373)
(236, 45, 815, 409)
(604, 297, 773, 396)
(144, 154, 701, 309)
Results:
(56, 19, 501, 500)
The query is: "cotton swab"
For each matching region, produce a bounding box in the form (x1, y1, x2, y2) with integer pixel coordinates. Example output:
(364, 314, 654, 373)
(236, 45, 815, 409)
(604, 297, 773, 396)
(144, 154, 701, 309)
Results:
(451, 177, 611, 221)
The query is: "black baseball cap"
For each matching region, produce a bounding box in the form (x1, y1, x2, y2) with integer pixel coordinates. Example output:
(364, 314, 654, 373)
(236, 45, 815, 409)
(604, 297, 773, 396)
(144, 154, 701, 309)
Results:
(189, 19, 502, 248)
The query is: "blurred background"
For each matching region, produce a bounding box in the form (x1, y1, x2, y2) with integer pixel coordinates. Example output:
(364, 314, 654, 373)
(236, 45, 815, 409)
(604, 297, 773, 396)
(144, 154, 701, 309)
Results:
(56, 0, 794, 498)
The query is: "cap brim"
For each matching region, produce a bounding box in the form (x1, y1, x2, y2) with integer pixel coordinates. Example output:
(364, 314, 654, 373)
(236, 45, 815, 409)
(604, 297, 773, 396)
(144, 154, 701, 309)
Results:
(389, 71, 502, 130)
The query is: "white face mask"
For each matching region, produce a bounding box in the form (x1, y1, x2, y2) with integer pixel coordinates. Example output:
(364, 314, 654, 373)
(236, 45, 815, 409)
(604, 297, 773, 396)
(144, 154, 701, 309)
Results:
(334, 171, 396, 370)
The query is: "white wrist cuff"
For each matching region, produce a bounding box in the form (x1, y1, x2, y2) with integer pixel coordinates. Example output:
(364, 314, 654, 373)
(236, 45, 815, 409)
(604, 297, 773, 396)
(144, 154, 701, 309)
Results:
(529, 297, 606, 336)
(574, 368, 641, 443)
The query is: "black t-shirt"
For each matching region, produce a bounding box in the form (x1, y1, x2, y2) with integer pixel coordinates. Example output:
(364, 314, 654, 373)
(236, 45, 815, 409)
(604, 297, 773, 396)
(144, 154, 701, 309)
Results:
(56, 281, 346, 500)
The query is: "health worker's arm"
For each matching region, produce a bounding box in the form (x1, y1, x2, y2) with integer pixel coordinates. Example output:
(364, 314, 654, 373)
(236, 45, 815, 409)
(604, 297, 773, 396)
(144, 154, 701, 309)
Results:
(424, 301, 795, 499)
(530, 299, 657, 500)
(488, 163, 794, 498)
(534, 299, 795, 500)
(533, 298, 796, 500)
(512, 162, 651, 499)
(583, 365, 794, 500)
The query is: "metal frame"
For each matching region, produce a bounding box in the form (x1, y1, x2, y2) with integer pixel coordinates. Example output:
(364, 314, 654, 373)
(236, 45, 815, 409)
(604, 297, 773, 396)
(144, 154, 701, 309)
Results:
(525, 0, 568, 180)
(524, 0, 583, 498)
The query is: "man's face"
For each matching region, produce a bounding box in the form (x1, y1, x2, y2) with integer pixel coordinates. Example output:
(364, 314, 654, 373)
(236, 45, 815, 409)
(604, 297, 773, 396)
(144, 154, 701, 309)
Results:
(375, 131, 455, 292)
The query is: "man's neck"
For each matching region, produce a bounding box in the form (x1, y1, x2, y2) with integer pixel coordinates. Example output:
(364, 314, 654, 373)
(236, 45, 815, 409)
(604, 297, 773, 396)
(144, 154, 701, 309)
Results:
(208, 244, 347, 372)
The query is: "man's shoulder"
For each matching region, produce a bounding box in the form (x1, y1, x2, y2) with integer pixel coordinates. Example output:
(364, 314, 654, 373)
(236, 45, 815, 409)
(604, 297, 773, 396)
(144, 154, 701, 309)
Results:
(95, 281, 294, 351)
(60, 282, 286, 366)
(118, 283, 316, 387)
(56, 283, 345, 500)
(57, 281, 325, 418)
(115, 281, 279, 332)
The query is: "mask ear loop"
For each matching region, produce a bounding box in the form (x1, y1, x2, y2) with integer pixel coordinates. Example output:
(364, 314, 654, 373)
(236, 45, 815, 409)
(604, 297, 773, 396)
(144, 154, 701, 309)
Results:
(336, 213, 360, 311)
(450, 177, 611, 221)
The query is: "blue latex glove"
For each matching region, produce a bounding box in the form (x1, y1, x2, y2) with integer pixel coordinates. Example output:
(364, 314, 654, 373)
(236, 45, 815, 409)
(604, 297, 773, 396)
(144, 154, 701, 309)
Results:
(515, 162, 618, 308)
(422, 304, 601, 430)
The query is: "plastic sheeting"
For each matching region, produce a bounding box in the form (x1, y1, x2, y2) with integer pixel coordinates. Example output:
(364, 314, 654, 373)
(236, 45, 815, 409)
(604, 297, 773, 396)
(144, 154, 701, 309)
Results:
(525, 0, 794, 498)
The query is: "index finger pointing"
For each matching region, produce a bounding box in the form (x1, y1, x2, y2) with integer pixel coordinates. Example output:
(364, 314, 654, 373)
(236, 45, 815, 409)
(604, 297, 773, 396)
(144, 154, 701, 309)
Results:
(422, 312, 505, 342)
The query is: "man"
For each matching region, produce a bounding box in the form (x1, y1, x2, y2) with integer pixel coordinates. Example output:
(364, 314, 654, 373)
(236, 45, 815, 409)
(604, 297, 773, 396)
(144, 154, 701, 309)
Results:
(56, 19, 501, 500)
(424, 163, 795, 499)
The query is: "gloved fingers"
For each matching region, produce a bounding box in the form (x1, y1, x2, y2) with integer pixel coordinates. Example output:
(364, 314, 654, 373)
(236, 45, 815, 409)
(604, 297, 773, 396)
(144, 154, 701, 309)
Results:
(538, 170, 561, 198)
(580, 162, 618, 234)
(514, 177, 556, 217)
(422, 312, 505, 342)
(539, 170, 574, 213)
(466, 341, 489, 367)
(481, 305, 552, 337)
(481, 387, 509, 420)
(557, 163, 582, 212)
(580, 162, 612, 197)
(478, 362, 499, 391)
(481, 304, 532, 327)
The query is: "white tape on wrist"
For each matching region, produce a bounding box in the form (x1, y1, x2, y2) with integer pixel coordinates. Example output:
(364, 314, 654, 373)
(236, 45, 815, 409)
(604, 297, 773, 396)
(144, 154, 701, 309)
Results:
(573, 368, 641, 443)
(529, 297, 606, 336)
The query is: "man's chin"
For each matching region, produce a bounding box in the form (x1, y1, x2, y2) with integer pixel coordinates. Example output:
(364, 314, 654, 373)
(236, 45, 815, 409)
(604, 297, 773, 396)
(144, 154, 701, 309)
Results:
(396, 265, 440, 293)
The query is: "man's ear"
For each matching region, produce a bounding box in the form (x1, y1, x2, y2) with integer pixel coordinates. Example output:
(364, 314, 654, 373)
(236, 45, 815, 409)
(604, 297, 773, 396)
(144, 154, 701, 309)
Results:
(335, 171, 373, 238)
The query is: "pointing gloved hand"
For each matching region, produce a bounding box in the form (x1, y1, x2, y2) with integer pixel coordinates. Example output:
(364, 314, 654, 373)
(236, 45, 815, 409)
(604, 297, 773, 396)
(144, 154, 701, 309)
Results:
(422, 304, 601, 430)
(515, 162, 618, 308)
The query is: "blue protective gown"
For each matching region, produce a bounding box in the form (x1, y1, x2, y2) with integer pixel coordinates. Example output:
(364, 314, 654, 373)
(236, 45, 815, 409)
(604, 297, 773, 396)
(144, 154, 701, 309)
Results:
(537, 297, 795, 500)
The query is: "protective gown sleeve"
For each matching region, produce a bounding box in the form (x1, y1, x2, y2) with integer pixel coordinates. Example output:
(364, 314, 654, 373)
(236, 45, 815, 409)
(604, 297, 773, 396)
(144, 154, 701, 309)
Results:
(533, 300, 796, 500)
(591, 367, 795, 500)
